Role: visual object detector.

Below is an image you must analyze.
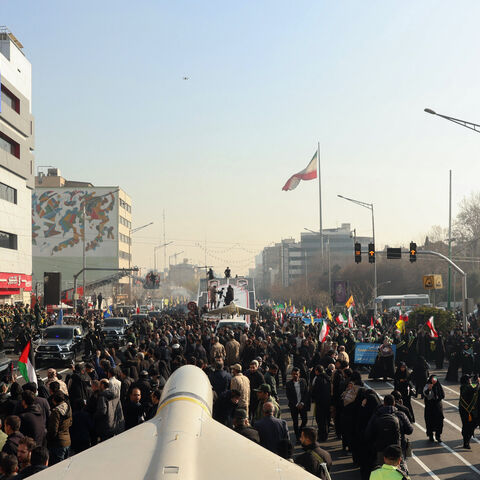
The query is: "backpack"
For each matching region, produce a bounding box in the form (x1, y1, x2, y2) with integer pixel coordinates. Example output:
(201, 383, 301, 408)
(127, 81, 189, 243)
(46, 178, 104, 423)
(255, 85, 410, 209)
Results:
(376, 413, 401, 450)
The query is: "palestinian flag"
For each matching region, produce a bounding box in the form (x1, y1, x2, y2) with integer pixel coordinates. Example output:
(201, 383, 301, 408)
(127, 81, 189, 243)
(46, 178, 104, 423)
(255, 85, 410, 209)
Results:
(18, 341, 37, 385)
(426, 316, 438, 338)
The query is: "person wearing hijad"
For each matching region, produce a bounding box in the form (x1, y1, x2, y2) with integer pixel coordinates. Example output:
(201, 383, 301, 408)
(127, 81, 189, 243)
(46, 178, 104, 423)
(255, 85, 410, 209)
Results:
(459, 374, 479, 449)
(423, 375, 444, 442)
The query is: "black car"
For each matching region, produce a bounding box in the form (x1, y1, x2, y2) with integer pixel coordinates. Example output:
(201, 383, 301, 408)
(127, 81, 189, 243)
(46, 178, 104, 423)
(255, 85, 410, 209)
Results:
(35, 325, 84, 365)
(101, 317, 130, 345)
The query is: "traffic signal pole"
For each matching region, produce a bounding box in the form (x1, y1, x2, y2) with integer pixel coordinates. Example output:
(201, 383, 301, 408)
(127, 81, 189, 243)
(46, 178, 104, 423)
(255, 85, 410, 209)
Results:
(368, 248, 468, 331)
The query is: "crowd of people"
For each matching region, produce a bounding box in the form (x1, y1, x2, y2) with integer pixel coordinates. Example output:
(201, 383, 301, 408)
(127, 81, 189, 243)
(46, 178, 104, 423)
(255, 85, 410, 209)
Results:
(0, 301, 477, 479)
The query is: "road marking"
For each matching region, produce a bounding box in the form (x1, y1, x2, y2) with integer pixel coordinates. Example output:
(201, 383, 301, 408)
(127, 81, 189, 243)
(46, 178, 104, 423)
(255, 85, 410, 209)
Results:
(411, 452, 441, 480)
(383, 381, 480, 445)
(365, 381, 480, 477)
(40, 368, 70, 382)
(384, 381, 459, 410)
(443, 384, 461, 396)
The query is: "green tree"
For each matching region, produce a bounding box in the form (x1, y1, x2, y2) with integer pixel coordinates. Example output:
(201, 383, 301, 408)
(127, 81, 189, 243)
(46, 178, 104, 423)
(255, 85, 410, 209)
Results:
(407, 306, 455, 334)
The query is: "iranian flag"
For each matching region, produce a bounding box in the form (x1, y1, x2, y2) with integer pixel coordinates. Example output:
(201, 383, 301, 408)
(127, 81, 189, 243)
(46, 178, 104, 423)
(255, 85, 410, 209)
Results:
(426, 316, 438, 338)
(18, 341, 37, 385)
(282, 151, 317, 191)
(336, 313, 345, 325)
(319, 321, 330, 343)
(348, 308, 354, 329)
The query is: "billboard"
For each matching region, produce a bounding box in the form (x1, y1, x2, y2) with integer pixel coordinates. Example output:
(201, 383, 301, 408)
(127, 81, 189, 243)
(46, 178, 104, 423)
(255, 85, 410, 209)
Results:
(32, 188, 118, 257)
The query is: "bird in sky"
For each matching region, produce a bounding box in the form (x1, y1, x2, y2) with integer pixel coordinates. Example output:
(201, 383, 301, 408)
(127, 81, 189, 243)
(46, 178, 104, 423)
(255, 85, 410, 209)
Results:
(182, 76, 189, 80)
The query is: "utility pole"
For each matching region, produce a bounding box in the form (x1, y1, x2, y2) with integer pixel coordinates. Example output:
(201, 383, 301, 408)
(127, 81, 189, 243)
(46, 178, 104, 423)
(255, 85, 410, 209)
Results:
(163, 210, 167, 275)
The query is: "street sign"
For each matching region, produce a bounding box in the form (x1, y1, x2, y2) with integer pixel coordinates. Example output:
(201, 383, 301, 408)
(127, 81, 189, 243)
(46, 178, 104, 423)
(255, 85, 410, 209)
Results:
(423, 274, 443, 290)
(387, 247, 402, 259)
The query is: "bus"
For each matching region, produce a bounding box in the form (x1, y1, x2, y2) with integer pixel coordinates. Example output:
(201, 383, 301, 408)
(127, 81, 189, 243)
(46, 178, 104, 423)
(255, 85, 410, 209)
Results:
(375, 294, 430, 313)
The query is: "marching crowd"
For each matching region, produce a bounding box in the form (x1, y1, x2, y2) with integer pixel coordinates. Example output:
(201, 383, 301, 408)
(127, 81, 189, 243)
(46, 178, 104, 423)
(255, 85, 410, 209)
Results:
(0, 303, 477, 479)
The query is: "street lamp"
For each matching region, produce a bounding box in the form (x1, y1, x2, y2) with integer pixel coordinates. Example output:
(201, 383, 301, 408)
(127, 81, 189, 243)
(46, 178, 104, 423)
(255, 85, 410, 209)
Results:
(129, 222, 154, 302)
(154, 242, 173, 271)
(337, 194, 377, 319)
(169, 251, 184, 267)
(424, 108, 480, 134)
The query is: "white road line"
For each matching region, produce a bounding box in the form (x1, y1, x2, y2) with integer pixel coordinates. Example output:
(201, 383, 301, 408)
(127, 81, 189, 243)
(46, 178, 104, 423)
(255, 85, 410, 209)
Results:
(385, 381, 459, 410)
(411, 453, 441, 480)
(383, 381, 480, 445)
(40, 368, 70, 382)
(365, 381, 480, 477)
(443, 384, 461, 396)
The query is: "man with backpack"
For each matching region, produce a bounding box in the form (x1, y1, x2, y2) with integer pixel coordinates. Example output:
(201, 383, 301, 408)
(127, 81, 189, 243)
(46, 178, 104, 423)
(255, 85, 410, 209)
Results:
(365, 394, 413, 469)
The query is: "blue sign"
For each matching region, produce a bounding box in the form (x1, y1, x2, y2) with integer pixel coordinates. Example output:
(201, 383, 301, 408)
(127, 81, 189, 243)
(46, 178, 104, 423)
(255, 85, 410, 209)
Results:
(354, 343, 397, 365)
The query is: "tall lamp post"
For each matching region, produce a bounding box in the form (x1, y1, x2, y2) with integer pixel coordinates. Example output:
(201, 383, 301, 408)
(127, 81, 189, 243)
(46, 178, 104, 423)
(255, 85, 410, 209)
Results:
(129, 222, 154, 303)
(424, 108, 480, 315)
(154, 242, 173, 271)
(337, 195, 377, 319)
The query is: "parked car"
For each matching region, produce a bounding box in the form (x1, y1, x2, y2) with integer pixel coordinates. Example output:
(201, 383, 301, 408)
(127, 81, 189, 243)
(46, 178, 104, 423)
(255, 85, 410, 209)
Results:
(35, 325, 84, 365)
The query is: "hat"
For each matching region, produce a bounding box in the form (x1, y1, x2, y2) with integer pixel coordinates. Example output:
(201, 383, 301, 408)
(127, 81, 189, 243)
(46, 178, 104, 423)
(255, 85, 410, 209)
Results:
(250, 360, 259, 368)
(127, 342, 133, 347)
(254, 383, 271, 394)
(140, 370, 149, 378)
(234, 408, 247, 420)
(231, 363, 242, 372)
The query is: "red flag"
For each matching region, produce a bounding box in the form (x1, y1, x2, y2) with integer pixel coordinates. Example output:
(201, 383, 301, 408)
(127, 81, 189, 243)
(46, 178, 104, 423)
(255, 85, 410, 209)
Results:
(370, 317, 374, 328)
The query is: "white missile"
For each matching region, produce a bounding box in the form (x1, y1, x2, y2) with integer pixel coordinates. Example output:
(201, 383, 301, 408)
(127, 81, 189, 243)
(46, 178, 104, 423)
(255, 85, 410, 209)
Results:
(31, 365, 320, 479)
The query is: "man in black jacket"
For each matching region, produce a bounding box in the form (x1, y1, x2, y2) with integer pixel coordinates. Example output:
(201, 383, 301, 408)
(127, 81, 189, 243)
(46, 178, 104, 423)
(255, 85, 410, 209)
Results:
(124, 388, 145, 430)
(17, 446, 49, 479)
(19, 391, 46, 447)
(295, 427, 332, 480)
(232, 409, 260, 444)
(365, 394, 413, 467)
(310, 365, 331, 442)
(2, 415, 24, 455)
(286, 368, 310, 441)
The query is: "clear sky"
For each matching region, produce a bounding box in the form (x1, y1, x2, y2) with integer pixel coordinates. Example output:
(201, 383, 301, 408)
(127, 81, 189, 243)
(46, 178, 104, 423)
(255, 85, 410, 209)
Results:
(3, 1, 480, 274)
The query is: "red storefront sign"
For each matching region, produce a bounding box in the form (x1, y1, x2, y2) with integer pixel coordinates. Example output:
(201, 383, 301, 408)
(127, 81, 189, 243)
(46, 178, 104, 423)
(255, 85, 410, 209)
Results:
(0, 273, 32, 295)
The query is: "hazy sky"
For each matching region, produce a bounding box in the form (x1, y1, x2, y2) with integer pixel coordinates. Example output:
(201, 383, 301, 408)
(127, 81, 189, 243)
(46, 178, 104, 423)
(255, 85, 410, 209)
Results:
(3, 1, 480, 274)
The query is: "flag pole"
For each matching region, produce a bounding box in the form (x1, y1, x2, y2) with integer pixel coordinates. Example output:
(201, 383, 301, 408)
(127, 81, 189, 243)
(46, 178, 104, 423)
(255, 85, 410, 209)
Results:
(318, 142, 323, 257)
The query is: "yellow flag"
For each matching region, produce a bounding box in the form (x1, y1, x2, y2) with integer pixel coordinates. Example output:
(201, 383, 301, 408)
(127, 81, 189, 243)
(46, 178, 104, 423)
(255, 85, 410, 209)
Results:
(326, 307, 333, 321)
(289, 299, 292, 307)
(396, 319, 405, 333)
(345, 295, 354, 309)
(311, 316, 314, 325)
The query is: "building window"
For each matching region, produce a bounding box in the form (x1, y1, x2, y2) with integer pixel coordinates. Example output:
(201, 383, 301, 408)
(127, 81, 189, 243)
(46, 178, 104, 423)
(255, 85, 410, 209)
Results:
(119, 251, 131, 261)
(120, 216, 131, 229)
(0, 131, 20, 158)
(0, 182, 17, 204)
(119, 198, 131, 213)
(119, 233, 131, 245)
(0, 231, 18, 250)
(0, 84, 20, 114)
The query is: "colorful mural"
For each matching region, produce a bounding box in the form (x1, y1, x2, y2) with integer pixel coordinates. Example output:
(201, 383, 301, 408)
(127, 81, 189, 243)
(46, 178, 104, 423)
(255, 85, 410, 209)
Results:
(32, 189, 118, 257)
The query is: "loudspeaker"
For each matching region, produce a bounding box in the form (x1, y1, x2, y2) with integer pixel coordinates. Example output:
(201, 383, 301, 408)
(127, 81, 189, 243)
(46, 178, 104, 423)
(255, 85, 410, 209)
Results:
(44, 272, 61, 305)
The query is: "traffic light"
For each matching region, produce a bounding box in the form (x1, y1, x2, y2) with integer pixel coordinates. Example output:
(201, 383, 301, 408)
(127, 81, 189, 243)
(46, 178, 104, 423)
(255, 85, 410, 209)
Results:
(368, 243, 375, 263)
(410, 242, 417, 262)
(354, 243, 361, 263)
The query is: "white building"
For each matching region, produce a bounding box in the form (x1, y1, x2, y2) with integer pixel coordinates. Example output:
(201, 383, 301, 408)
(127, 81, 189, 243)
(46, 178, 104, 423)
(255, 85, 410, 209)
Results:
(0, 28, 34, 304)
(33, 169, 132, 304)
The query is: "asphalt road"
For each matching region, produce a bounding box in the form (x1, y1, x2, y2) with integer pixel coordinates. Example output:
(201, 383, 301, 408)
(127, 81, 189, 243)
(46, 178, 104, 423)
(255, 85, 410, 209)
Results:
(277, 367, 480, 480)
(8, 352, 479, 479)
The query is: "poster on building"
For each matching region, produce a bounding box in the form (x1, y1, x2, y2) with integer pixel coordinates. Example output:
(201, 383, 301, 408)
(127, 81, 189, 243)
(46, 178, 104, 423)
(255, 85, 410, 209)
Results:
(32, 188, 118, 258)
(333, 281, 348, 305)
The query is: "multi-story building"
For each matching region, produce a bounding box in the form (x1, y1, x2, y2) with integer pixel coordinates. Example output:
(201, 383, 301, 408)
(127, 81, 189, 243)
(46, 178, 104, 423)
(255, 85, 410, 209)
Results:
(168, 259, 201, 289)
(0, 28, 34, 304)
(258, 224, 371, 289)
(32, 169, 132, 303)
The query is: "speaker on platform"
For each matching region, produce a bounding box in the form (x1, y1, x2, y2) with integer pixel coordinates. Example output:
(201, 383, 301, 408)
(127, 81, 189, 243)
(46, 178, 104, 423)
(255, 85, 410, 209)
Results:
(44, 272, 61, 305)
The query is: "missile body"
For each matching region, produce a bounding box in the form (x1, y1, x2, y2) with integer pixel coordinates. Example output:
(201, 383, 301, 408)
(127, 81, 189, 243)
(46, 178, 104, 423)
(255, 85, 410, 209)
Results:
(31, 365, 319, 479)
